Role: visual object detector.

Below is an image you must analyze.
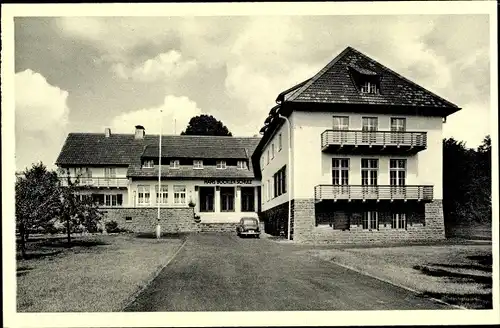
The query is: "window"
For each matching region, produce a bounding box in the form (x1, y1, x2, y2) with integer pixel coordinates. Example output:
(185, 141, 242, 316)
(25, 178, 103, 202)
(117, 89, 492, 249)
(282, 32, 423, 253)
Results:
(392, 213, 407, 230)
(260, 157, 264, 170)
(104, 167, 116, 179)
(362, 117, 378, 143)
(271, 143, 275, 159)
(237, 160, 248, 169)
(173, 185, 186, 205)
(391, 118, 406, 144)
(278, 133, 282, 151)
(193, 160, 203, 169)
(362, 211, 378, 230)
(390, 159, 406, 186)
(332, 159, 349, 186)
(273, 166, 287, 197)
(156, 185, 168, 205)
(220, 187, 235, 212)
(390, 159, 407, 198)
(241, 187, 255, 212)
(199, 187, 215, 212)
(361, 159, 378, 188)
(267, 150, 270, 164)
(137, 185, 150, 206)
(216, 160, 226, 169)
(333, 116, 349, 130)
(75, 167, 92, 183)
(82, 168, 92, 183)
(267, 179, 272, 201)
(170, 160, 180, 169)
(143, 160, 154, 168)
(104, 194, 123, 207)
(361, 81, 378, 94)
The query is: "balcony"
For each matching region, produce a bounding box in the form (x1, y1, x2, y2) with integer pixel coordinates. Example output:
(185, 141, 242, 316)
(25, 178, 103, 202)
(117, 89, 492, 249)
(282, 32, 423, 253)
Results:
(314, 185, 433, 202)
(59, 177, 128, 188)
(321, 130, 427, 154)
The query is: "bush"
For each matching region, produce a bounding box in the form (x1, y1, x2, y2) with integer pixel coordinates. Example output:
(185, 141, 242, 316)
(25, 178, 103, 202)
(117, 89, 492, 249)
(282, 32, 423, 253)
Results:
(105, 220, 119, 233)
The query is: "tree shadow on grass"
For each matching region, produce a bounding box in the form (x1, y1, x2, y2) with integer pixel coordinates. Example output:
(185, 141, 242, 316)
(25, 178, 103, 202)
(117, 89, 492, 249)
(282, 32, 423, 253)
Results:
(40, 239, 109, 248)
(16, 250, 62, 261)
(413, 265, 492, 286)
(421, 292, 492, 309)
(135, 232, 187, 239)
(426, 263, 492, 273)
(468, 254, 492, 266)
(16, 266, 34, 277)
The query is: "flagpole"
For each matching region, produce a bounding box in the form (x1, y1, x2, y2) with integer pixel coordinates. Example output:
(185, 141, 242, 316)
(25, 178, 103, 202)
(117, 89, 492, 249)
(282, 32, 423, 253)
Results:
(156, 109, 163, 239)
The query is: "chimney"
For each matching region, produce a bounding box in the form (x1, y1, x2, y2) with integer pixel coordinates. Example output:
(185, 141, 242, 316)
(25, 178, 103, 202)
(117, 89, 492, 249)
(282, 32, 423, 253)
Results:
(104, 128, 111, 138)
(135, 125, 145, 139)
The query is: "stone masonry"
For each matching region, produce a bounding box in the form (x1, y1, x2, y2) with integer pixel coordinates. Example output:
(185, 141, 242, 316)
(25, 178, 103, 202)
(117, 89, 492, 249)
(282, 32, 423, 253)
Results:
(101, 207, 200, 233)
(291, 199, 445, 244)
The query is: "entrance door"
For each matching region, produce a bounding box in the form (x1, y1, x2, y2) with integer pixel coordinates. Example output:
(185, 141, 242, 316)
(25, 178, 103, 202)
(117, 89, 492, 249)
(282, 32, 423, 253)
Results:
(199, 187, 215, 212)
(333, 211, 350, 230)
(241, 187, 255, 212)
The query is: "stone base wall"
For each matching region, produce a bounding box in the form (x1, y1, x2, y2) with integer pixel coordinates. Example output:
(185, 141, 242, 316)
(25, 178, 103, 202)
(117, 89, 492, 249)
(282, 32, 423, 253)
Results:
(259, 202, 289, 237)
(199, 222, 239, 233)
(291, 199, 446, 244)
(101, 207, 199, 233)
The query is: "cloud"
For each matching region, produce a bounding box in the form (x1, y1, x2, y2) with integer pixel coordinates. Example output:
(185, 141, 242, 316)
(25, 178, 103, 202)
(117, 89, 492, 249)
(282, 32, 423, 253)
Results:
(15, 69, 70, 171)
(444, 101, 491, 148)
(109, 95, 203, 135)
(51, 15, 489, 146)
(111, 50, 197, 82)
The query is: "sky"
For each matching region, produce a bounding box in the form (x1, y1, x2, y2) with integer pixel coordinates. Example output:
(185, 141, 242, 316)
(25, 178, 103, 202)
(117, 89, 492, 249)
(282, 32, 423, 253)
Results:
(13, 13, 492, 172)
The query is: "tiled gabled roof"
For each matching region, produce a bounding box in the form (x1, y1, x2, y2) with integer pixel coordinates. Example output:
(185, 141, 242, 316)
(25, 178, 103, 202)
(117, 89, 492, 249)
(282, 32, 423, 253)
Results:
(55, 133, 261, 170)
(127, 165, 255, 179)
(141, 144, 248, 159)
(279, 46, 460, 110)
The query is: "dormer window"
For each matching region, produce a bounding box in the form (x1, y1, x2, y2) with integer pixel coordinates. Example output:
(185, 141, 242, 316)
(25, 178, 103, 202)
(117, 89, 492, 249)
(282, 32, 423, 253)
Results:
(143, 160, 154, 168)
(348, 65, 381, 95)
(193, 160, 203, 169)
(361, 81, 378, 94)
(237, 160, 248, 170)
(170, 160, 180, 169)
(216, 160, 226, 169)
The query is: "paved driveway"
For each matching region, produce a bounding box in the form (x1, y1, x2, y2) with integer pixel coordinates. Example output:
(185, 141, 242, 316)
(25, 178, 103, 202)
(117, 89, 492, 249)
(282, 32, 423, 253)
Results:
(125, 233, 451, 311)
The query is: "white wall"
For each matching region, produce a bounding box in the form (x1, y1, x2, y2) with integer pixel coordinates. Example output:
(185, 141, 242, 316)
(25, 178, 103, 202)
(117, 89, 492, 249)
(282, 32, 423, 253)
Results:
(129, 179, 260, 211)
(291, 110, 444, 200)
(260, 121, 292, 211)
(59, 166, 128, 178)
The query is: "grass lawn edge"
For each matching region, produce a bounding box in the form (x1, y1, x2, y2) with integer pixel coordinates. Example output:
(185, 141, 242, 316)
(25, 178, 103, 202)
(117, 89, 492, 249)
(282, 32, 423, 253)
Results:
(118, 237, 188, 311)
(325, 258, 467, 310)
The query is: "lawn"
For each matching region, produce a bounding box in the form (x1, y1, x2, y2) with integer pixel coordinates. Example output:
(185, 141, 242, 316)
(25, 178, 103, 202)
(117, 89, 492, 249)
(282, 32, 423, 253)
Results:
(16, 233, 184, 312)
(306, 241, 492, 309)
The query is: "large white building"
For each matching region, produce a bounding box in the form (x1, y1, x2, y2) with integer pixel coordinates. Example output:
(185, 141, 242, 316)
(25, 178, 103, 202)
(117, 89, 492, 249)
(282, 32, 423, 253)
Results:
(56, 46, 461, 242)
(251, 46, 460, 242)
(56, 127, 261, 232)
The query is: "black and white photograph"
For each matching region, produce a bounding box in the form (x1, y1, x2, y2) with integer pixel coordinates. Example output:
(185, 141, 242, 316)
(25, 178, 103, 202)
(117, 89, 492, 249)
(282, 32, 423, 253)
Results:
(2, 1, 498, 327)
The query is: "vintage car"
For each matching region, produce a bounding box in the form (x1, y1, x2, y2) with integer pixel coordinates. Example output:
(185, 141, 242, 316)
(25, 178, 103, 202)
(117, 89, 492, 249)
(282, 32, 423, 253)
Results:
(236, 217, 260, 238)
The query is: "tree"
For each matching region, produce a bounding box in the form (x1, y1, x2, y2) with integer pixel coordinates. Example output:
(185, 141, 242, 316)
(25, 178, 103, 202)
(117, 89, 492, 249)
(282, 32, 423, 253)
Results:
(15, 162, 61, 259)
(443, 135, 492, 230)
(181, 114, 232, 136)
(58, 173, 103, 244)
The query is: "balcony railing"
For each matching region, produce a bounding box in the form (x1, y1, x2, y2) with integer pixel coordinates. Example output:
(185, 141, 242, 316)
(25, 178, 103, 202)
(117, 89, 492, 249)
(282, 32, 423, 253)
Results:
(314, 185, 433, 202)
(321, 130, 427, 154)
(59, 177, 129, 188)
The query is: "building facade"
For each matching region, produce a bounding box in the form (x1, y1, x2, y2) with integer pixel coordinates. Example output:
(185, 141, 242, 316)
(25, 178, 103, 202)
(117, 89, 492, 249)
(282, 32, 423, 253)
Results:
(56, 126, 261, 232)
(252, 46, 460, 242)
(56, 46, 461, 242)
